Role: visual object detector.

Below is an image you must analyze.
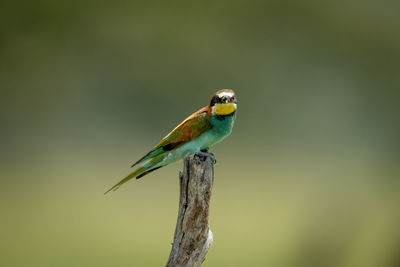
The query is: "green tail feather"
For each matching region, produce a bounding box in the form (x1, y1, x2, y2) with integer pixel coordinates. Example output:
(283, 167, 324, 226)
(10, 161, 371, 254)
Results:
(104, 166, 146, 194)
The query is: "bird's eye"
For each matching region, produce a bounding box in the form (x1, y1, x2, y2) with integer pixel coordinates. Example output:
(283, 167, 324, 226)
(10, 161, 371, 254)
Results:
(232, 96, 236, 101)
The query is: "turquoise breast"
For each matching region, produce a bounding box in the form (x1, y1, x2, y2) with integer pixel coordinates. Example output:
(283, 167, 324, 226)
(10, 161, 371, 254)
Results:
(155, 112, 236, 167)
(202, 112, 236, 148)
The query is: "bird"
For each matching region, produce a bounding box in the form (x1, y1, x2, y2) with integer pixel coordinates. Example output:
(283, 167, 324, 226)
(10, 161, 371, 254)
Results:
(105, 89, 237, 194)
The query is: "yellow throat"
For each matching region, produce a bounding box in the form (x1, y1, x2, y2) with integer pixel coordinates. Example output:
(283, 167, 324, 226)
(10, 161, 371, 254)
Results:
(213, 103, 237, 115)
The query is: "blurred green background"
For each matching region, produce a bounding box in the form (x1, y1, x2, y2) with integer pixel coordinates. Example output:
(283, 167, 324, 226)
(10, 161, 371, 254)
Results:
(1, 1, 400, 266)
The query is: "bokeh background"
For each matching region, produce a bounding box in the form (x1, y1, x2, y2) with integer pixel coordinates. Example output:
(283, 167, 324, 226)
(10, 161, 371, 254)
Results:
(1, 1, 400, 266)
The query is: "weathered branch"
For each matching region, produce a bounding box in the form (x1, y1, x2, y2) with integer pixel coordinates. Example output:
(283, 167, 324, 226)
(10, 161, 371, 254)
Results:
(166, 154, 215, 267)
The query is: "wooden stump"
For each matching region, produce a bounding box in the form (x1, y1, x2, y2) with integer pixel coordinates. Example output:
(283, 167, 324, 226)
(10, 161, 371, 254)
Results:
(166, 154, 215, 267)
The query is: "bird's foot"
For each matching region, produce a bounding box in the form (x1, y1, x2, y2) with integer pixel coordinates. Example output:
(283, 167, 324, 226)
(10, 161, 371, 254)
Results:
(195, 149, 216, 164)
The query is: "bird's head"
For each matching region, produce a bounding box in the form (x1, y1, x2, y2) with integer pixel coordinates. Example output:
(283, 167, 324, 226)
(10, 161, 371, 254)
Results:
(210, 89, 237, 116)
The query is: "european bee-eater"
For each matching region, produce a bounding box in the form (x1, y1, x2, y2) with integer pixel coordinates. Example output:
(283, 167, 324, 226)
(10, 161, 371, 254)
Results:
(105, 89, 237, 193)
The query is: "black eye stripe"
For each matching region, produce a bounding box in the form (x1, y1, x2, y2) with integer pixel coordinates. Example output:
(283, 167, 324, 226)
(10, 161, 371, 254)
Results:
(210, 96, 221, 106)
(210, 94, 237, 106)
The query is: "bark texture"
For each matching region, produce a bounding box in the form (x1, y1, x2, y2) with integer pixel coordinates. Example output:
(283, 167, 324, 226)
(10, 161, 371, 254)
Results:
(166, 154, 214, 267)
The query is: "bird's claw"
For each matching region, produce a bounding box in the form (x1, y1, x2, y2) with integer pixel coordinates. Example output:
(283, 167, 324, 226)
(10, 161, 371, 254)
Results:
(194, 151, 217, 164)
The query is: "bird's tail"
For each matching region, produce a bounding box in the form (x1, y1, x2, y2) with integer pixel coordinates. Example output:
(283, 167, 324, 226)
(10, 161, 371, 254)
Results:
(104, 166, 147, 194)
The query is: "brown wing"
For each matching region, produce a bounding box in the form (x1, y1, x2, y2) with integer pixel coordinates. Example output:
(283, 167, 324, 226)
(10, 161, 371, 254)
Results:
(130, 106, 211, 167)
